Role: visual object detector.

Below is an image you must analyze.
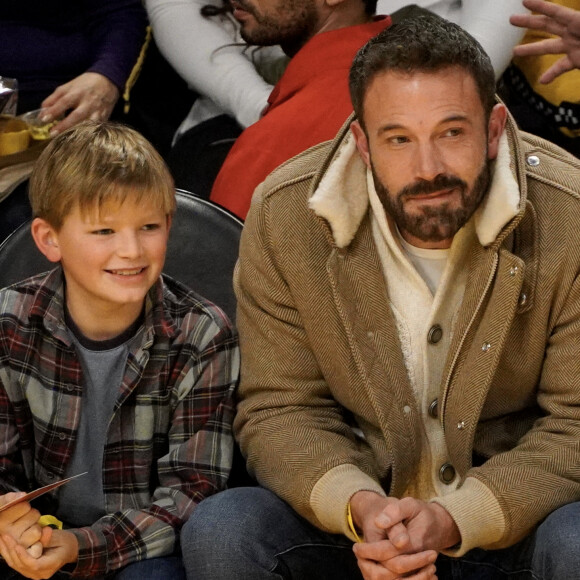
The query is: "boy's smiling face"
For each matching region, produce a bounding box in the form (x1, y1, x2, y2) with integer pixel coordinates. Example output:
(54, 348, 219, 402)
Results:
(34, 191, 170, 339)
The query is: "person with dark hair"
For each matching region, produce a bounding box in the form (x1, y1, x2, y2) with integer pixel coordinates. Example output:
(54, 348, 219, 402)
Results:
(146, 0, 286, 137)
(145, 0, 286, 196)
(182, 13, 580, 580)
(209, 0, 391, 219)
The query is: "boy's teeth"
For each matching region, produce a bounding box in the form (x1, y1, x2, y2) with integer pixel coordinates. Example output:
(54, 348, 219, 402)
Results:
(111, 268, 142, 275)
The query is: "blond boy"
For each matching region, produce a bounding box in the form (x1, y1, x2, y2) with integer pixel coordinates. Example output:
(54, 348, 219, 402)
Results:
(0, 121, 239, 579)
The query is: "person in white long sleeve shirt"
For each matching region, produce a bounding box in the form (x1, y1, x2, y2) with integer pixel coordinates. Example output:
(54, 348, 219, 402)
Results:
(377, 0, 528, 77)
(145, 0, 286, 137)
(145, 0, 287, 196)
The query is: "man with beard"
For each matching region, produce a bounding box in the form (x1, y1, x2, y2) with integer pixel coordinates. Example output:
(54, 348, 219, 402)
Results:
(209, 0, 390, 219)
(183, 14, 580, 580)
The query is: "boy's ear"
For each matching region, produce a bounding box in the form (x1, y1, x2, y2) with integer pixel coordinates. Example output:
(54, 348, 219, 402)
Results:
(31, 218, 62, 263)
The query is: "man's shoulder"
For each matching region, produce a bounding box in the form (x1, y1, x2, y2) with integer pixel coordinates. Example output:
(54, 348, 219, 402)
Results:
(262, 140, 335, 193)
(241, 139, 335, 248)
(516, 132, 580, 265)
(250, 136, 340, 223)
(520, 132, 580, 200)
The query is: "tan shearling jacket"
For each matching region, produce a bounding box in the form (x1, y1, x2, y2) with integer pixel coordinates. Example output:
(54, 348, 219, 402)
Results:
(233, 111, 580, 554)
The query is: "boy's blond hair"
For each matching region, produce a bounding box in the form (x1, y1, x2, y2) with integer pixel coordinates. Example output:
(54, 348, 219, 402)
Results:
(29, 121, 176, 230)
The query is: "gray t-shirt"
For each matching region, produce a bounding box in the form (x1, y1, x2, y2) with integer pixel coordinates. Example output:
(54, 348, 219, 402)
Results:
(56, 310, 143, 528)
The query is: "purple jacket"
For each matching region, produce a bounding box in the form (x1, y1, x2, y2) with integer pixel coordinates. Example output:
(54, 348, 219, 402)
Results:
(0, 0, 147, 113)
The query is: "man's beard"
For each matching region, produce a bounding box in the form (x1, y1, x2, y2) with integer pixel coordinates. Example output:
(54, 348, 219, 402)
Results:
(236, 0, 317, 53)
(372, 161, 491, 243)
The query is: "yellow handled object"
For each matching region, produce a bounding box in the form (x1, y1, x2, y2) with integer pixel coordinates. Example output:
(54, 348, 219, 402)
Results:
(38, 514, 63, 529)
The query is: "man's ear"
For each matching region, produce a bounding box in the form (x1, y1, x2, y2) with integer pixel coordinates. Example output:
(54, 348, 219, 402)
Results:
(487, 103, 508, 160)
(31, 218, 62, 263)
(351, 120, 371, 168)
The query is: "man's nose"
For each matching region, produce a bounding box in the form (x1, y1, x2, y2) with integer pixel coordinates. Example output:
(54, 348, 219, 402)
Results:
(414, 142, 445, 182)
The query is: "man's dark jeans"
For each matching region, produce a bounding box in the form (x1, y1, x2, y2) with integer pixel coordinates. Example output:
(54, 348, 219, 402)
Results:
(181, 486, 580, 580)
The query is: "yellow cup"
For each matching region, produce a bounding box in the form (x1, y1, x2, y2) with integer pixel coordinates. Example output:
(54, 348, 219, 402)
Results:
(0, 117, 30, 156)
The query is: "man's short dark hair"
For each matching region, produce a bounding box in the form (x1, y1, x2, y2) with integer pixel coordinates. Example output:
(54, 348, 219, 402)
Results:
(349, 14, 496, 128)
(362, 0, 377, 16)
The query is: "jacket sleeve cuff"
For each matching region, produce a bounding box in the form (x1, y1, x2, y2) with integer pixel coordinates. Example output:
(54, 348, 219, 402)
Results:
(431, 476, 506, 556)
(310, 463, 386, 541)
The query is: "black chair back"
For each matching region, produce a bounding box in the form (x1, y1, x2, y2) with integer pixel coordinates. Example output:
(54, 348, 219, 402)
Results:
(0, 189, 243, 322)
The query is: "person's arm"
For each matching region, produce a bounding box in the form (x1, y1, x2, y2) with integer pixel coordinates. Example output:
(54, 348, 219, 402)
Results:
(456, 0, 528, 78)
(376, 0, 528, 78)
(145, 0, 275, 128)
(41, 0, 148, 133)
(0, 376, 52, 566)
(234, 189, 388, 535)
(67, 312, 238, 577)
(510, 0, 580, 83)
(432, 268, 580, 555)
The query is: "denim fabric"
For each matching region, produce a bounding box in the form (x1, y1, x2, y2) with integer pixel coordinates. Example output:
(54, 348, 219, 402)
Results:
(0, 555, 186, 579)
(181, 486, 361, 580)
(113, 556, 186, 580)
(181, 486, 580, 580)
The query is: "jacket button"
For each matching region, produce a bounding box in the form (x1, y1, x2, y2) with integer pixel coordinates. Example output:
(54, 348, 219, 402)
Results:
(519, 293, 528, 307)
(428, 398, 439, 418)
(439, 463, 456, 484)
(427, 324, 443, 344)
(526, 155, 540, 167)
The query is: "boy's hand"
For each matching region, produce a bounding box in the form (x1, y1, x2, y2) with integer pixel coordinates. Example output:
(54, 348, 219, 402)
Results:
(0, 528, 78, 579)
(0, 493, 44, 552)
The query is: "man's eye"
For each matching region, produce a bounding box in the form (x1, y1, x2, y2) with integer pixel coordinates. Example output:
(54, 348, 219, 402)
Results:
(92, 229, 114, 235)
(142, 223, 161, 231)
(445, 128, 462, 137)
(390, 136, 409, 145)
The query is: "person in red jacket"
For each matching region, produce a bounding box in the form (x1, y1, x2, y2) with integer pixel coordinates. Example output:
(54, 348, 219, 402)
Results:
(210, 0, 390, 220)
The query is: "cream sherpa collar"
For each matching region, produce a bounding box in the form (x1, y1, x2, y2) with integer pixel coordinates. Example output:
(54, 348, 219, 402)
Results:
(309, 129, 520, 249)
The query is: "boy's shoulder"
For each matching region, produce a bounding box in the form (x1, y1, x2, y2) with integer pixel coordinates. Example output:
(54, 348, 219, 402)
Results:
(158, 274, 235, 339)
(0, 268, 62, 327)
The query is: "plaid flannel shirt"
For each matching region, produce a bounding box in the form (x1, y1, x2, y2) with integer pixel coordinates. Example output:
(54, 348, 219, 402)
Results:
(0, 268, 239, 577)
